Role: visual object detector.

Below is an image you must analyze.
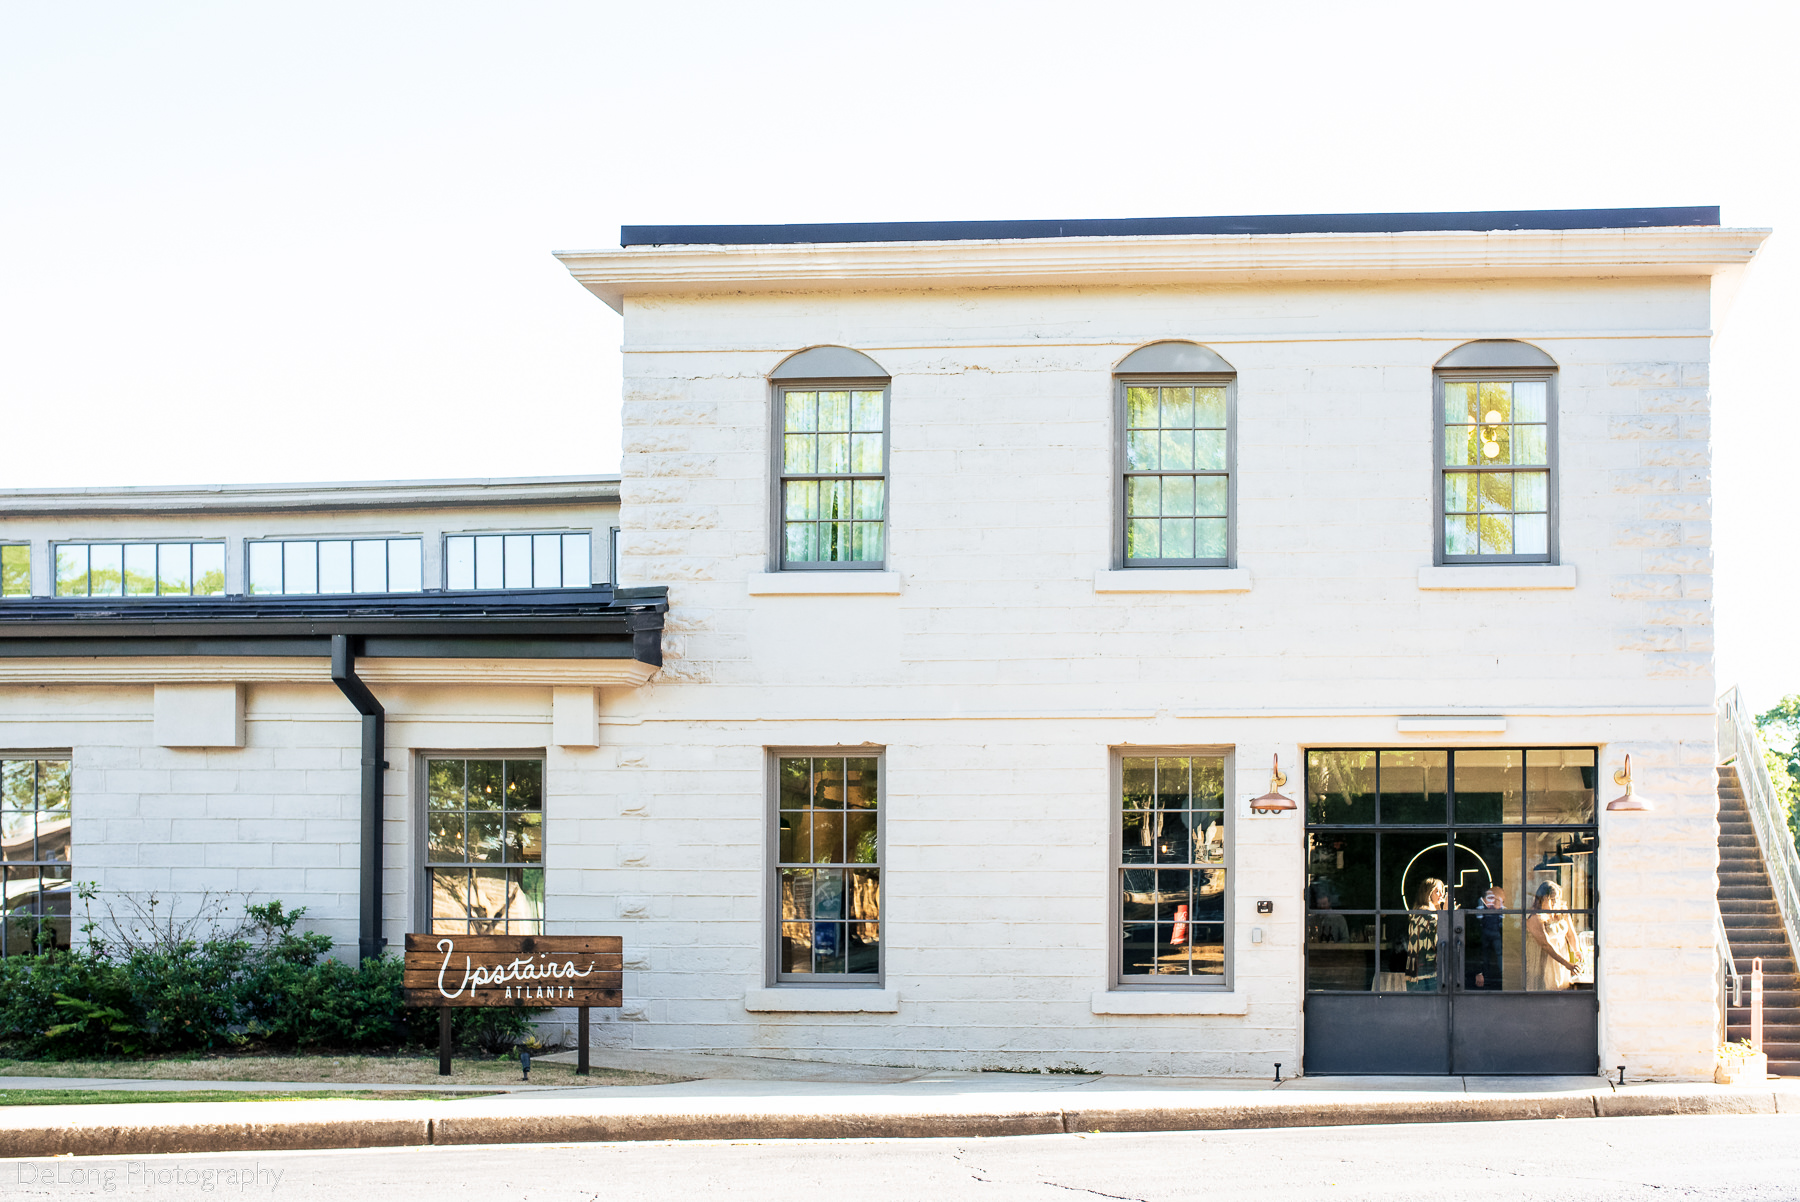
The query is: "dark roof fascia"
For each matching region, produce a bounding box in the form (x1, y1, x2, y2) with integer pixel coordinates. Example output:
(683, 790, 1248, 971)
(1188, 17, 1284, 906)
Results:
(0, 587, 669, 666)
(622, 207, 1721, 247)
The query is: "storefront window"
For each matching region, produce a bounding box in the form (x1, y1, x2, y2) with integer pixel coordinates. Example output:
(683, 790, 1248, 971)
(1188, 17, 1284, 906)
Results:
(1304, 747, 1597, 994)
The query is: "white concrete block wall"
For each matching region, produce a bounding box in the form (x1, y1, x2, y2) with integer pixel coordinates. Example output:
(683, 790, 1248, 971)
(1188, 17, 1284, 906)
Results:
(0, 269, 1733, 1078)
(589, 275, 1724, 1077)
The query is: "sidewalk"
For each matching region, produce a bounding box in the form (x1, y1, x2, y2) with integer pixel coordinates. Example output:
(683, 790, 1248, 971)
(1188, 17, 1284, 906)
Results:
(0, 1049, 1794, 1159)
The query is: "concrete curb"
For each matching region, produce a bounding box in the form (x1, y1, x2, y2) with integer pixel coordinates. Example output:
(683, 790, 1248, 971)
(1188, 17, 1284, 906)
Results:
(0, 1088, 1794, 1157)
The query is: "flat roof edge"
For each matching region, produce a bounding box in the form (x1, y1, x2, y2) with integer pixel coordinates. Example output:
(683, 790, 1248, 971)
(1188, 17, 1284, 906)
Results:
(621, 207, 1721, 247)
(0, 474, 622, 517)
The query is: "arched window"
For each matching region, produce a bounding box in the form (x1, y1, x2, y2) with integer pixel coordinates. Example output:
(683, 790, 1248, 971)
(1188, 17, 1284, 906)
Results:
(1115, 341, 1237, 568)
(771, 346, 890, 570)
(1434, 340, 1558, 564)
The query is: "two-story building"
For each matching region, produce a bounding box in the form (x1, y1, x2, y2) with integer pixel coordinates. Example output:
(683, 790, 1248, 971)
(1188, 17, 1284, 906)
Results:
(0, 207, 1769, 1078)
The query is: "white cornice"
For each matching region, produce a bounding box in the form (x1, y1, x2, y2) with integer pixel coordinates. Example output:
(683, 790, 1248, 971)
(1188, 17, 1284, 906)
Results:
(0, 658, 657, 688)
(0, 475, 621, 518)
(556, 227, 1770, 313)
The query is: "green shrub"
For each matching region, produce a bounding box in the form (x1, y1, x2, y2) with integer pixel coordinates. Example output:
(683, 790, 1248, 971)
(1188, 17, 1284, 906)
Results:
(0, 895, 545, 1058)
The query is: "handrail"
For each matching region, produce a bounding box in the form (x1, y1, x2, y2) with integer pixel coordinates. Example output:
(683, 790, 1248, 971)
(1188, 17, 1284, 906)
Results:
(1719, 908, 1743, 1007)
(1718, 687, 1800, 970)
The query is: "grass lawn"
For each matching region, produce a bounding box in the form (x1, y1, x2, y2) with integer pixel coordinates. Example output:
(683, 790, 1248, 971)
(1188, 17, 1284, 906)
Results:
(0, 1088, 497, 1106)
(0, 1053, 680, 1089)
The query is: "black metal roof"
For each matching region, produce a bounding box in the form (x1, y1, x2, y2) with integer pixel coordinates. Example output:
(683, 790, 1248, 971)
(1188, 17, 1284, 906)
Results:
(621, 207, 1720, 248)
(0, 586, 668, 665)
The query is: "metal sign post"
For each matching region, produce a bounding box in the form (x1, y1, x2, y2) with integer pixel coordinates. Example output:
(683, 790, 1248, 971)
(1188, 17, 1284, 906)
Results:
(405, 934, 624, 1077)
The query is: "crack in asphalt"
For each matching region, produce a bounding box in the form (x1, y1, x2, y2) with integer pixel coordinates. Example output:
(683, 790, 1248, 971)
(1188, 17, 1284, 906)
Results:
(1040, 1182, 1148, 1201)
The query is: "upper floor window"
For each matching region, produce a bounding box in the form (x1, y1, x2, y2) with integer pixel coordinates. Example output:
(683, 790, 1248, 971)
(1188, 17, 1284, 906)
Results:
(249, 538, 423, 595)
(1116, 342, 1237, 567)
(445, 532, 591, 591)
(1435, 341, 1558, 564)
(771, 346, 890, 571)
(0, 546, 28, 598)
(54, 542, 224, 597)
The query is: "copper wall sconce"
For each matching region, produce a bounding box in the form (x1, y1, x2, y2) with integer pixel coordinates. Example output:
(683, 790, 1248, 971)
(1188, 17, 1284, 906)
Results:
(1251, 753, 1296, 813)
(1606, 754, 1652, 811)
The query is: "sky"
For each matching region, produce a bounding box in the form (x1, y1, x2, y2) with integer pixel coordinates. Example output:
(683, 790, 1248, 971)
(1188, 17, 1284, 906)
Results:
(1, 1, 1797, 709)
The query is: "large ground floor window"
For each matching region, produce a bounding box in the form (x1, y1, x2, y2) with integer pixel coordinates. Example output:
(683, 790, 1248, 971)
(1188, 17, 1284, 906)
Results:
(773, 753, 882, 981)
(426, 756, 544, 935)
(1, 758, 70, 956)
(1117, 752, 1229, 985)
(1305, 747, 1598, 994)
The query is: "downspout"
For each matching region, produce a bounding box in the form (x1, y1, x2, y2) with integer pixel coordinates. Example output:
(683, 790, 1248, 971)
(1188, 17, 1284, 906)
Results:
(330, 634, 387, 962)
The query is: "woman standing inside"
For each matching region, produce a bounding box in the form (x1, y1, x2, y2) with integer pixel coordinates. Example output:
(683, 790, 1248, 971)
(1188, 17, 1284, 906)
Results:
(1405, 877, 1448, 992)
(1527, 880, 1585, 990)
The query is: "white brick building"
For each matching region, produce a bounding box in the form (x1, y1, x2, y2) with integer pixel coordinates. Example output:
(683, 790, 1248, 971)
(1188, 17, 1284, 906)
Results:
(0, 207, 1770, 1078)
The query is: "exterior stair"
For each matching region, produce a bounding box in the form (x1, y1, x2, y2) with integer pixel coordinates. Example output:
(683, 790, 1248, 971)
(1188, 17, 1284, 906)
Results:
(1718, 764, 1800, 1076)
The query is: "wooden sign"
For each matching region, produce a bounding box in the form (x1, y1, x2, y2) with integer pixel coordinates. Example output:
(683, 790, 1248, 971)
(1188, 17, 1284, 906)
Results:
(403, 934, 622, 1008)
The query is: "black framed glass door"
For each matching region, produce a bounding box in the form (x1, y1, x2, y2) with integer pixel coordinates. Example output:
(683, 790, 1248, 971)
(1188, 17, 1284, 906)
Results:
(1302, 748, 1599, 1075)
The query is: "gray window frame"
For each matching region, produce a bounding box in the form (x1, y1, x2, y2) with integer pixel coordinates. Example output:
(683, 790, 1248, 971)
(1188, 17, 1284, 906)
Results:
(1113, 374, 1238, 569)
(766, 747, 886, 987)
(441, 531, 593, 592)
(416, 750, 549, 937)
(246, 536, 425, 596)
(0, 544, 30, 599)
(770, 378, 892, 572)
(0, 753, 73, 958)
(1433, 369, 1559, 566)
(1108, 746, 1235, 991)
(51, 540, 227, 598)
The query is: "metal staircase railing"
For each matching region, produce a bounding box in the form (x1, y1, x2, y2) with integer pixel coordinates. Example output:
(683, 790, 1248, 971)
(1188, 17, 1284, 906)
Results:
(1717, 909, 1742, 1042)
(1718, 686, 1800, 969)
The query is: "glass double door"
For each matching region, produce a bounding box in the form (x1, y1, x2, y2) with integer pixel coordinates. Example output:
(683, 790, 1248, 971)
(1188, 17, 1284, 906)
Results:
(1301, 748, 1600, 1075)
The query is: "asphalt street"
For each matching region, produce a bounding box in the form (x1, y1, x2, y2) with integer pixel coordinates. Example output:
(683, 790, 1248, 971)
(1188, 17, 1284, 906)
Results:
(6, 1114, 1798, 1201)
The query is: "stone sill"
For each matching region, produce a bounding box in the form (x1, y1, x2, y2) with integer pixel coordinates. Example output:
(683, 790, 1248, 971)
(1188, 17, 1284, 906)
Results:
(1090, 990, 1248, 1016)
(743, 988, 900, 1013)
(1094, 568, 1252, 594)
(747, 572, 902, 596)
(1417, 564, 1577, 590)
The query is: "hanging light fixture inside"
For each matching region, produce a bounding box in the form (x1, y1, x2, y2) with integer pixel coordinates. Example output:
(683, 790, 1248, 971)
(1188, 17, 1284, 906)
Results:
(1606, 754, 1652, 811)
(1534, 839, 1575, 872)
(1251, 753, 1296, 813)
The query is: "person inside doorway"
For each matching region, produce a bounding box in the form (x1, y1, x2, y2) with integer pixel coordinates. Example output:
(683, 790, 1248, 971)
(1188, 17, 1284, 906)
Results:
(1405, 877, 1447, 992)
(1469, 885, 1504, 990)
(1307, 882, 1350, 944)
(1527, 880, 1584, 990)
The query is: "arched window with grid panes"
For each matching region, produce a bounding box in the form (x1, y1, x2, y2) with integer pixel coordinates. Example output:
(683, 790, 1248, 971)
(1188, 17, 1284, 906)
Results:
(1115, 341, 1237, 568)
(770, 346, 890, 570)
(1434, 340, 1558, 564)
